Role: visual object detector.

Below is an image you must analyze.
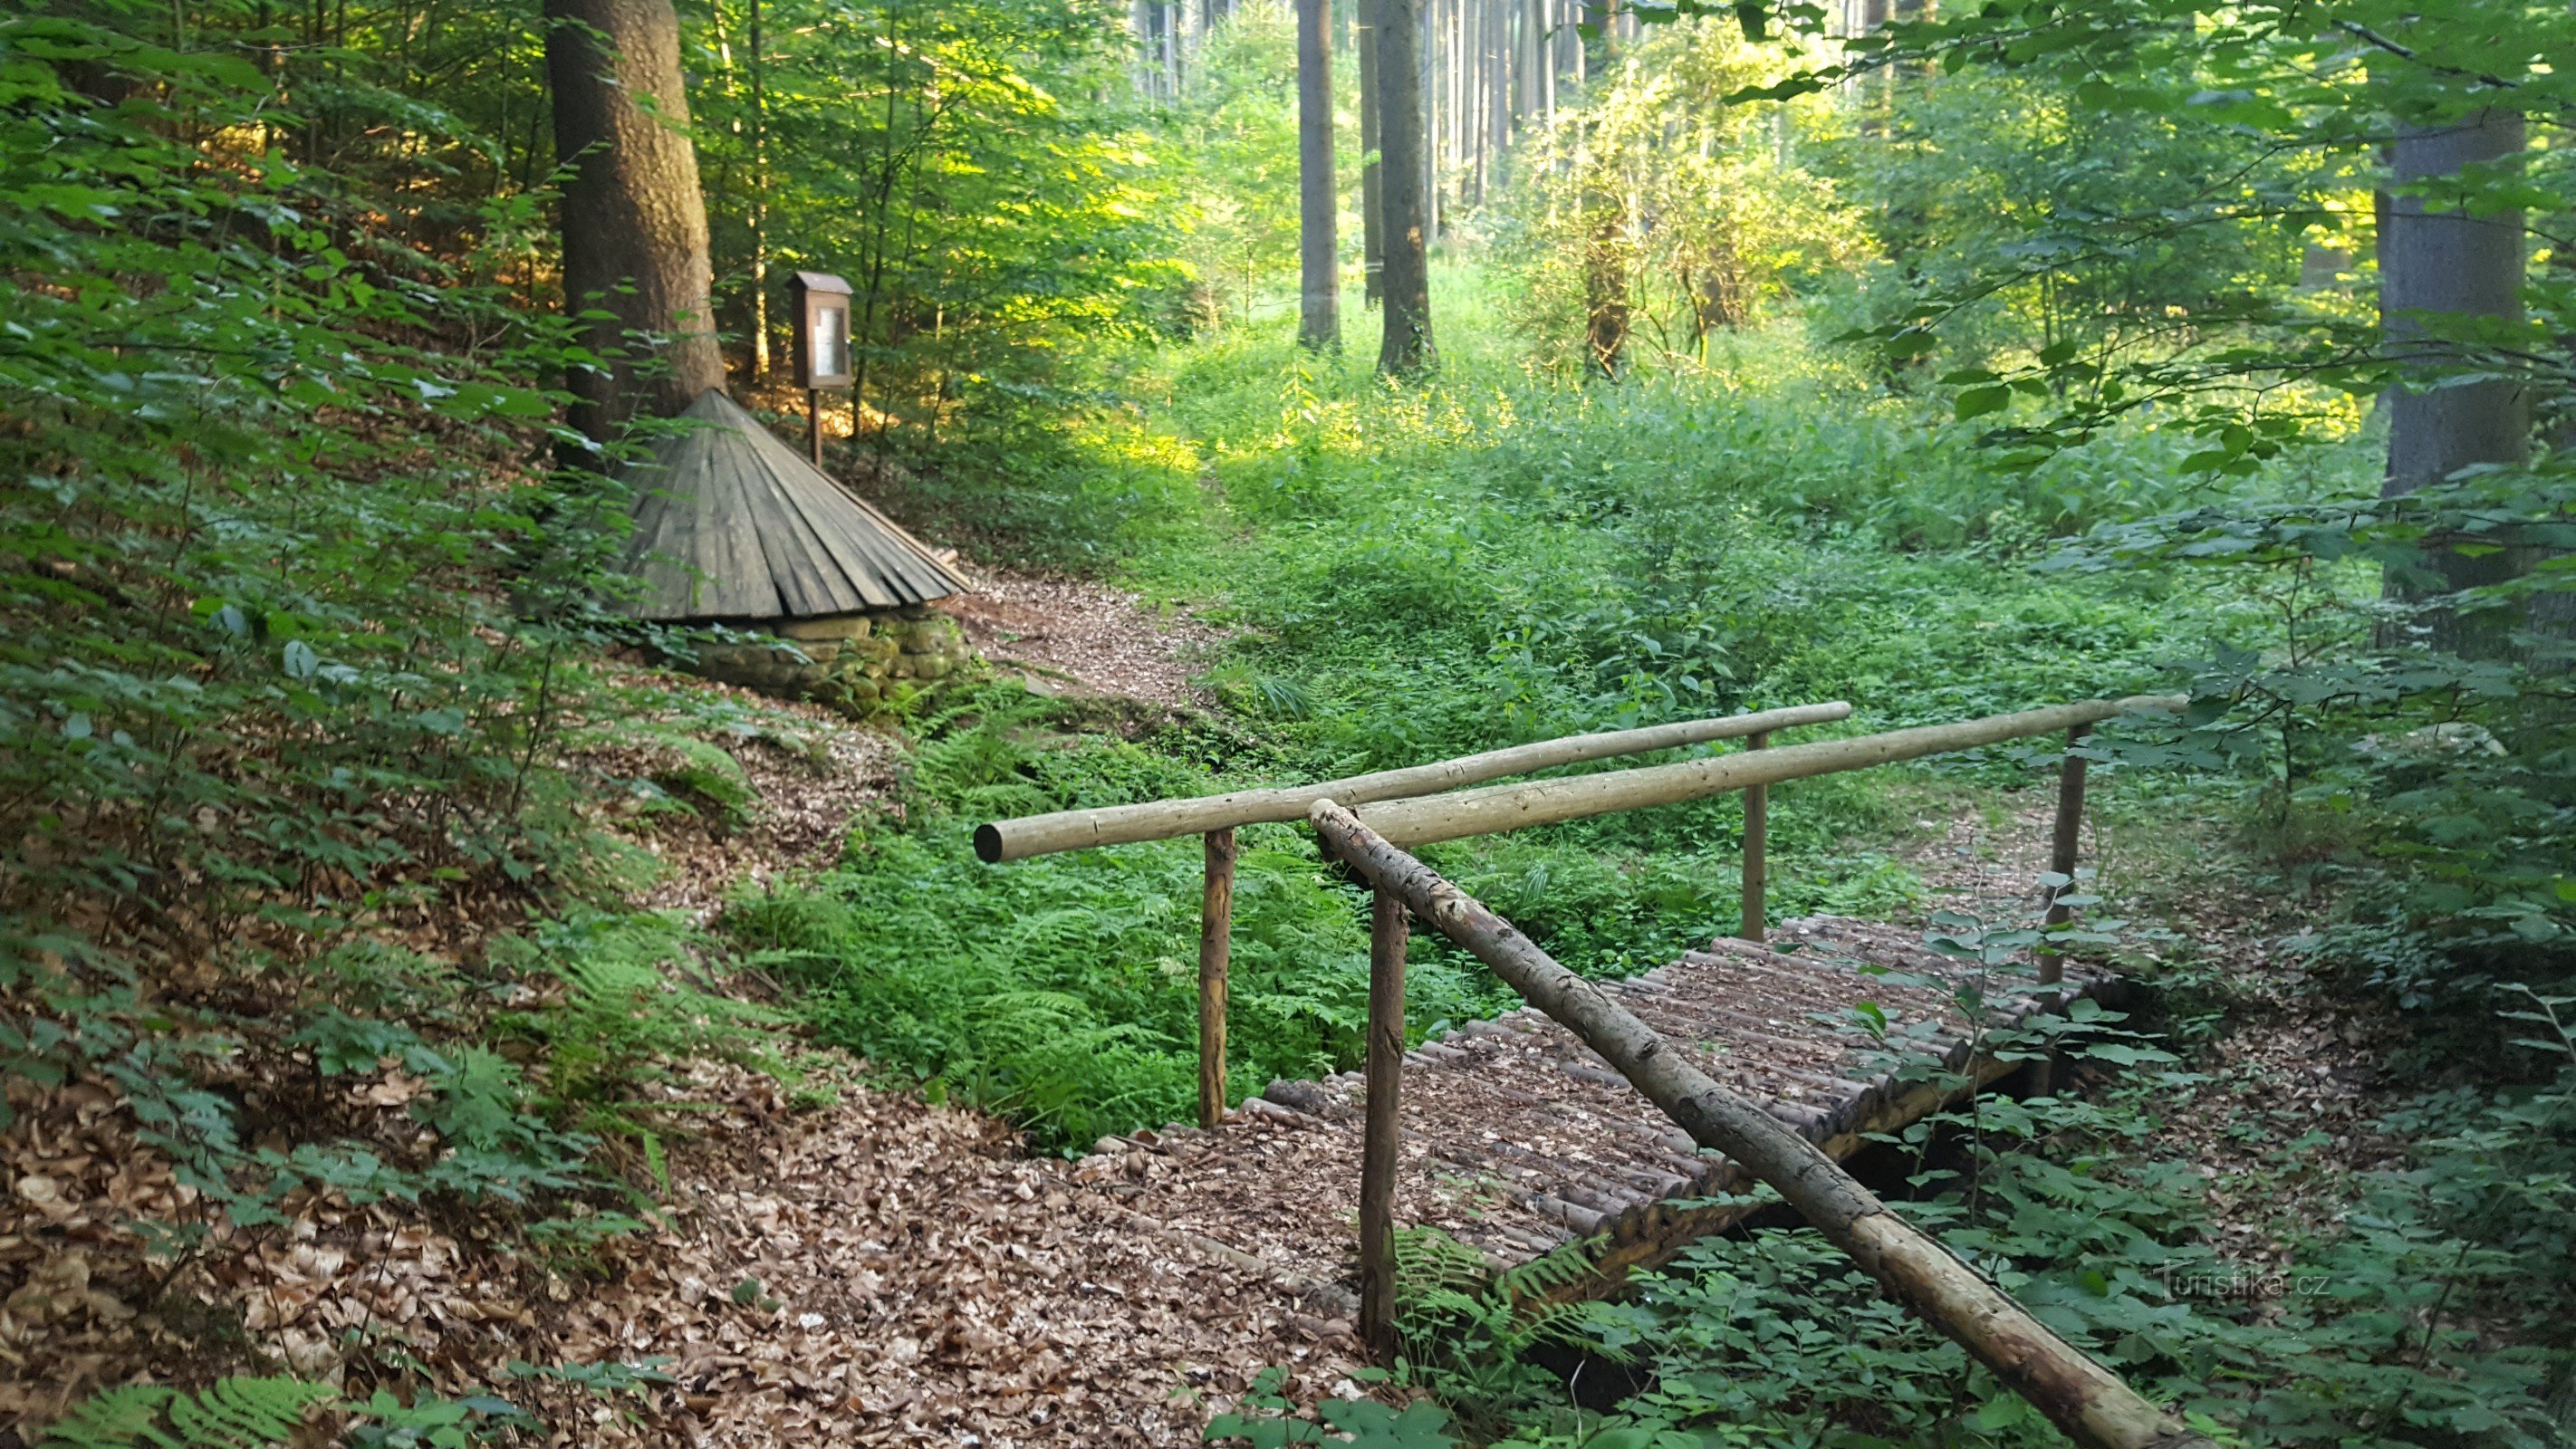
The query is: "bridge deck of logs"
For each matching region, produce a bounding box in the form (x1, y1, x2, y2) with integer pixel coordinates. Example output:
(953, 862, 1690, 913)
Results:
(1079, 912, 2109, 1310)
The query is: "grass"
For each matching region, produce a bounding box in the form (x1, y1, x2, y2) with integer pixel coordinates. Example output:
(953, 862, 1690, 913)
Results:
(731, 262, 2381, 1153)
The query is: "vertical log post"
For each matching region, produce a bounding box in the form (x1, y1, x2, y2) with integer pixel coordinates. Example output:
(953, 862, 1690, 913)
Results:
(1740, 730, 1770, 942)
(807, 388, 823, 468)
(1357, 885, 1408, 1360)
(1198, 829, 1237, 1129)
(2036, 723, 2091, 995)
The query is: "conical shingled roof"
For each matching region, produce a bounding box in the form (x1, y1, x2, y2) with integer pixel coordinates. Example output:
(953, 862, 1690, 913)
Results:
(616, 389, 968, 620)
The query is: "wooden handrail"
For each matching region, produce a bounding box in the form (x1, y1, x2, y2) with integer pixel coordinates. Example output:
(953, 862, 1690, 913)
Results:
(1309, 800, 2214, 1449)
(973, 700, 1853, 862)
(1302, 696, 2167, 1377)
(1350, 696, 2183, 847)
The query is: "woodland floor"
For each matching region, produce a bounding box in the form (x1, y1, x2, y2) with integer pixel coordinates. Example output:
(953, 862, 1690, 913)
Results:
(936, 562, 1226, 711)
(0, 573, 2399, 1446)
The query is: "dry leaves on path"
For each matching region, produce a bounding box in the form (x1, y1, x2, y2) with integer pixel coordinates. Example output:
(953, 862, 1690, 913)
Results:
(0, 1060, 1358, 1446)
(938, 564, 1224, 710)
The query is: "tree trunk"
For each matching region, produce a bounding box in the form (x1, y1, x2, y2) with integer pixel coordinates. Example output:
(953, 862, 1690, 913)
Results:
(1298, 0, 1341, 350)
(1583, 194, 1629, 378)
(1308, 801, 2220, 1449)
(2379, 110, 2536, 657)
(545, 0, 727, 437)
(1375, 0, 1435, 371)
(1419, 0, 1440, 248)
(747, 0, 772, 383)
(1359, 0, 1385, 306)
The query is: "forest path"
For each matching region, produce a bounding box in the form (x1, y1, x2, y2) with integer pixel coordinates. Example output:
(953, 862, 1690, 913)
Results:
(937, 562, 1225, 709)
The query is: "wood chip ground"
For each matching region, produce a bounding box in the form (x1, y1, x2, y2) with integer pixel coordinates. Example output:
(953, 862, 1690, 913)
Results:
(1082, 916, 2108, 1314)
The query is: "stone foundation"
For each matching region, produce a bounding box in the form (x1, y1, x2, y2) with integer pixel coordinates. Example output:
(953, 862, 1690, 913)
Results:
(687, 606, 972, 715)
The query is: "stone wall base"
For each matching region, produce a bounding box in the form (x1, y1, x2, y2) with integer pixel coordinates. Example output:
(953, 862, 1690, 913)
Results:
(685, 607, 971, 715)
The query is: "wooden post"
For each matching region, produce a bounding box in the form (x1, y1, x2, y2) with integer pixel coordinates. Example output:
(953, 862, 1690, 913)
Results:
(1357, 884, 1408, 1360)
(1740, 730, 1770, 942)
(2036, 724, 2091, 993)
(1198, 828, 1236, 1129)
(807, 388, 823, 468)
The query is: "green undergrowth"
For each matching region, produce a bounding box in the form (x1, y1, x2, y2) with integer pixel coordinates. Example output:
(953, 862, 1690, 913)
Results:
(722, 278, 2323, 1151)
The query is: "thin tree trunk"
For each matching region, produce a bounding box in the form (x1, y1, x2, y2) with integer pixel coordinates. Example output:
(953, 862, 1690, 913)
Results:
(1466, 0, 1483, 204)
(1420, 0, 1439, 247)
(747, 0, 772, 383)
(1535, 0, 1553, 118)
(1584, 201, 1628, 378)
(1298, 0, 1342, 350)
(544, 0, 727, 436)
(850, 0, 916, 456)
(2379, 110, 2538, 657)
(1359, 0, 1385, 306)
(1376, 0, 1435, 370)
(1310, 801, 2220, 1449)
(1513, 0, 1533, 120)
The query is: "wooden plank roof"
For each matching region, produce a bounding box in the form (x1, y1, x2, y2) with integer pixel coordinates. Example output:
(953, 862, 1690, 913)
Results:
(615, 389, 968, 621)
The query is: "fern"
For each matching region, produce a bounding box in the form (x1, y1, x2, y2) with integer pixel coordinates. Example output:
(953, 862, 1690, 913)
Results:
(1395, 1227, 1611, 1358)
(40, 1377, 333, 1449)
(1389, 1230, 1630, 1438)
(639, 734, 756, 832)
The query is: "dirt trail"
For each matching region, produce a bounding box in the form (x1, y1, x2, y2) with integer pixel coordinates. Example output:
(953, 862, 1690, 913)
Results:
(937, 563, 1225, 709)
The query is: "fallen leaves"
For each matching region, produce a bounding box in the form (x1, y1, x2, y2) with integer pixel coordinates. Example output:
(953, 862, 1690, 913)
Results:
(937, 563, 1224, 711)
(0, 1051, 1352, 1446)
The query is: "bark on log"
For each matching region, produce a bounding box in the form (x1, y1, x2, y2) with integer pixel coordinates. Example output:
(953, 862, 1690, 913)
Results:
(1198, 828, 1236, 1129)
(1357, 888, 1408, 1359)
(976, 702, 1850, 860)
(1352, 696, 2180, 847)
(1309, 801, 2216, 1449)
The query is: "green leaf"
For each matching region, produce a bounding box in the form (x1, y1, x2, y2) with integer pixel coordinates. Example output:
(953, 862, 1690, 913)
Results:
(1955, 386, 2012, 420)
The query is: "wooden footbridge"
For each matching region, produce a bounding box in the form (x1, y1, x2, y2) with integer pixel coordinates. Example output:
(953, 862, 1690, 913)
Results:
(978, 696, 2214, 1449)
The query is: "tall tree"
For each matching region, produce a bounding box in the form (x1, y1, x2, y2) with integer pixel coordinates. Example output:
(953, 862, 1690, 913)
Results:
(1375, 0, 1435, 370)
(1359, 0, 1385, 305)
(2379, 109, 2532, 653)
(745, 0, 773, 381)
(1297, 0, 1340, 349)
(544, 0, 726, 437)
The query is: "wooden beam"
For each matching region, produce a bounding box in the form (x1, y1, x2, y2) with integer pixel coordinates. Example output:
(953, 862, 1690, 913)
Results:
(1740, 729, 1769, 942)
(2036, 724, 2091, 993)
(1357, 887, 1408, 1360)
(1352, 696, 2182, 847)
(1310, 801, 2216, 1449)
(1198, 828, 1236, 1129)
(976, 701, 1852, 861)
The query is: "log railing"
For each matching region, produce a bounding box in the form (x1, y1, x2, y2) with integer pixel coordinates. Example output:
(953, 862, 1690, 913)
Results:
(976, 702, 1854, 1128)
(1313, 696, 2177, 1354)
(1310, 799, 2212, 1449)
